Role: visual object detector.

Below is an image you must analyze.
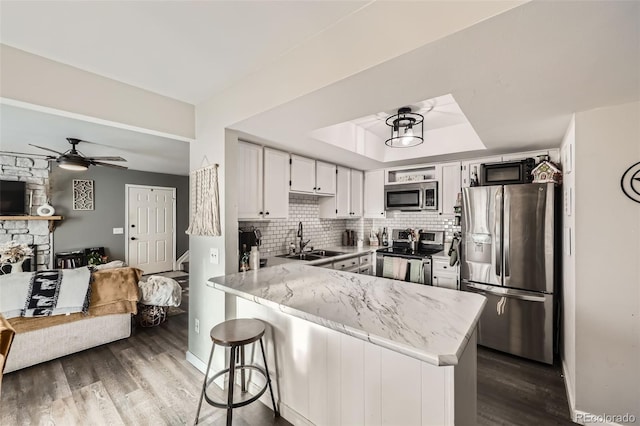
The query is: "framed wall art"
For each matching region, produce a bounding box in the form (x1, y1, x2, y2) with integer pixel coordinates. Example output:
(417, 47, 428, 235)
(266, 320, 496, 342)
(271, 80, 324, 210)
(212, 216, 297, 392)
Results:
(73, 179, 94, 210)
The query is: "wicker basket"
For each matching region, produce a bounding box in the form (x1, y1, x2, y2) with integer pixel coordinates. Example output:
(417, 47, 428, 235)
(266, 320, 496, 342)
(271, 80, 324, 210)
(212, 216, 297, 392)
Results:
(138, 304, 168, 327)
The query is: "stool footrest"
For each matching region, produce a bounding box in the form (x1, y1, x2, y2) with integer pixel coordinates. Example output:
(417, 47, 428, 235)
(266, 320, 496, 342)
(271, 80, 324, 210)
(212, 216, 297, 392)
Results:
(203, 365, 269, 409)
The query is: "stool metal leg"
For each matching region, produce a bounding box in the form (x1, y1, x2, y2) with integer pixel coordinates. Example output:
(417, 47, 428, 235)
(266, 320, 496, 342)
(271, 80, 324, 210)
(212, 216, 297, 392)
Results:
(227, 346, 237, 426)
(259, 338, 279, 416)
(240, 345, 247, 393)
(194, 343, 216, 425)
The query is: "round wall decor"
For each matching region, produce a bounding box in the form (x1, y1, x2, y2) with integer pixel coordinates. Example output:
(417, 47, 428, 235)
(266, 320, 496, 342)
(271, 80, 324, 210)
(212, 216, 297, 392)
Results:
(37, 202, 55, 217)
(621, 161, 640, 203)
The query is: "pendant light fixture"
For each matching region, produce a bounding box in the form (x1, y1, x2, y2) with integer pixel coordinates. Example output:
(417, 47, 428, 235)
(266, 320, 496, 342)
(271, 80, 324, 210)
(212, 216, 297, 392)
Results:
(385, 107, 424, 148)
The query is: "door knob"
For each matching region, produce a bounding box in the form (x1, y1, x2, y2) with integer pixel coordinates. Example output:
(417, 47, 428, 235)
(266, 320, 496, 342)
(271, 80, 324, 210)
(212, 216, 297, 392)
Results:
(131, 237, 137, 240)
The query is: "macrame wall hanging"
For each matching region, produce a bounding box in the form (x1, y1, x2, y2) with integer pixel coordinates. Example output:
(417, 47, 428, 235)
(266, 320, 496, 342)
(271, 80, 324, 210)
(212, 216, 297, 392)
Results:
(186, 162, 221, 236)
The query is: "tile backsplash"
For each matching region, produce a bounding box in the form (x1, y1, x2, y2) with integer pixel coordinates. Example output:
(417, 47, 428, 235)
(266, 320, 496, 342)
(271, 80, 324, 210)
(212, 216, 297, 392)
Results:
(347, 211, 461, 243)
(239, 194, 347, 257)
(240, 195, 460, 257)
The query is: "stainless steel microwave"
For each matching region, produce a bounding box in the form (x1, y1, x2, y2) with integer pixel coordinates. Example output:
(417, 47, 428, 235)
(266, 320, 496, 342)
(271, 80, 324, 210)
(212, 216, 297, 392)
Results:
(480, 158, 536, 186)
(384, 182, 438, 211)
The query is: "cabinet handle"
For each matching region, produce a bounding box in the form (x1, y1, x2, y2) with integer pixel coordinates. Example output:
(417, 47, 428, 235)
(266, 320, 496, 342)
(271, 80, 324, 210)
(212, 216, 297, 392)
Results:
(318, 187, 321, 191)
(380, 212, 384, 215)
(443, 266, 447, 269)
(259, 211, 263, 215)
(130, 237, 137, 240)
(313, 187, 317, 190)
(265, 211, 270, 215)
(352, 261, 356, 265)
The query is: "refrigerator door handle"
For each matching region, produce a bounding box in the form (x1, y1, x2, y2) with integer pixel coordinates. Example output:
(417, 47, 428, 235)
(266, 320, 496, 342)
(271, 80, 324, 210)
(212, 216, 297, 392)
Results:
(466, 283, 547, 302)
(503, 188, 511, 277)
(494, 188, 502, 277)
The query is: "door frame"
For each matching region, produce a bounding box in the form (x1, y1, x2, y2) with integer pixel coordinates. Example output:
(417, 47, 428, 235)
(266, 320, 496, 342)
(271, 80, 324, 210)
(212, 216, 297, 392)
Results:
(125, 184, 177, 272)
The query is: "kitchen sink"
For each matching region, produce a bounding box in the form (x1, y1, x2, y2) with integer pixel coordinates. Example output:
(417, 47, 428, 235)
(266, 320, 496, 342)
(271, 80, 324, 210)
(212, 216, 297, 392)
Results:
(276, 253, 326, 261)
(275, 249, 346, 261)
(309, 250, 346, 257)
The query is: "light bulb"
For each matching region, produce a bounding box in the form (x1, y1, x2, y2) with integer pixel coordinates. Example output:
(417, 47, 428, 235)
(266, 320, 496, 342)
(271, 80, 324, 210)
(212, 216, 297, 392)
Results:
(401, 126, 414, 146)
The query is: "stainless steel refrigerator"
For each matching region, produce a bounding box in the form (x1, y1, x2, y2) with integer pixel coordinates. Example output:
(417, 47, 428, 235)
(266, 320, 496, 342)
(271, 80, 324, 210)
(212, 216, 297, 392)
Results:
(461, 183, 558, 364)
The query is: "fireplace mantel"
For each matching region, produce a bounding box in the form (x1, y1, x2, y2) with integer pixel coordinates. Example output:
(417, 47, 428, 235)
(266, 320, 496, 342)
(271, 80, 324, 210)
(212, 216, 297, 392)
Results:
(0, 216, 63, 232)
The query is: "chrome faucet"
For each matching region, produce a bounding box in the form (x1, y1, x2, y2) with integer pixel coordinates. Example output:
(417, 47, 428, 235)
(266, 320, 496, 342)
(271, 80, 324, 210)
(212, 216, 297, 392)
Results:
(297, 221, 310, 253)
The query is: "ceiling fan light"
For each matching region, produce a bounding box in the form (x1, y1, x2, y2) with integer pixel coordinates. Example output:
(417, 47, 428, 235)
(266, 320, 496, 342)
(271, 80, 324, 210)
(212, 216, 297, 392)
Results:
(58, 157, 89, 171)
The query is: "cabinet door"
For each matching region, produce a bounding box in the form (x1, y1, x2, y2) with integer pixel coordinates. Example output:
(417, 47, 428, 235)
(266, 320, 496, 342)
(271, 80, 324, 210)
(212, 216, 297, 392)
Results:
(433, 275, 458, 290)
(237, 141, 263, 219)
(316, 161, 336, 195)
(336, 166, 351, 218)
(440, 162, 461, 215)
(350, 169, 364, 218)
(364, 169, 385, 219)
(264, 148, 290, 219)
(290, 154, 316, 193)
(461, 156, 502, 188)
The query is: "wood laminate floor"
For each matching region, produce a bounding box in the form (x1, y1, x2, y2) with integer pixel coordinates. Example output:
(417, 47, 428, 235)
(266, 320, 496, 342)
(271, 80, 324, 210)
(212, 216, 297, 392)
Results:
(2, 274, 574, 425)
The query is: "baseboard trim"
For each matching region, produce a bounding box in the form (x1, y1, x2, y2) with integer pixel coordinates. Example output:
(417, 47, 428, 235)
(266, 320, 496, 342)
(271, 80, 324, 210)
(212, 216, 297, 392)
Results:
(186, 351, 207, 374)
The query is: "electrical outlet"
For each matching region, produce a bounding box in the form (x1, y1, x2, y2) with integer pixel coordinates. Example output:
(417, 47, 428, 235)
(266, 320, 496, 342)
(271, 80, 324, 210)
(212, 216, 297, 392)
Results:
(209, 248, 219, 264)
(195, 318, 200, 334)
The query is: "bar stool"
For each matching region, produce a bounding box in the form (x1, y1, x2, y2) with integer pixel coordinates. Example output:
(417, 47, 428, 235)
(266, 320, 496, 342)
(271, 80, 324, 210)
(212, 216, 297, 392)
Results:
(194, 318, 279, 425)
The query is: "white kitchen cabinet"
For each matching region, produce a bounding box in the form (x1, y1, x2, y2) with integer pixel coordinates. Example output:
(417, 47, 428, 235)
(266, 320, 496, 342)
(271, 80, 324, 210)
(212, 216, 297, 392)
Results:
(432, 257, 459, 290)
(237, 141, 264, 219)
(350, 169, 363, 218)
(364, 169, 385, 219)
(315, 161, 336, 195)
(263, 147, 290, 219)
(290, 154, 316, 193)
(336, 166, 351, 217)
(439, 162, 461, 215)
(319, 168, 372, 219)
(461, 156, 502, 188)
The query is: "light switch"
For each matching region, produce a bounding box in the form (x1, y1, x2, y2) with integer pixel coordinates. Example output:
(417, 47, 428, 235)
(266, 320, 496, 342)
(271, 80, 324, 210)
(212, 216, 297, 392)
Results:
(113, 227, 124, 235)
(210, 248, 219, 264)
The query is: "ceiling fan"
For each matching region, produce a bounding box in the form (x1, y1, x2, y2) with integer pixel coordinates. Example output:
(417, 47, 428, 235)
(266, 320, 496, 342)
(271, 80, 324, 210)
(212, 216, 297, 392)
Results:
(29, 138, 128, 171)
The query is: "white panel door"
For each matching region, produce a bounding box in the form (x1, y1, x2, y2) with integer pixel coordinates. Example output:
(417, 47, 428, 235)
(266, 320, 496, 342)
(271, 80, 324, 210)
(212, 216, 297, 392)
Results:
(127, 186, 175, 274)
(350, 169, 364, 218)
(364, 169, 385, 219)
(290, 154, 316, 193)
(336, 166, 351, 218)
(263, 148, 290, 219)
(237, 141, 263, 219)
(315, 161, 336, 195)
(440, 162, 461, 215)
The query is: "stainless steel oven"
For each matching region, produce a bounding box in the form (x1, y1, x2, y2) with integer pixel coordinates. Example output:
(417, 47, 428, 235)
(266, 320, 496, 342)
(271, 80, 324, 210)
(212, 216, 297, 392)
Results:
(384, 182, 438, 211)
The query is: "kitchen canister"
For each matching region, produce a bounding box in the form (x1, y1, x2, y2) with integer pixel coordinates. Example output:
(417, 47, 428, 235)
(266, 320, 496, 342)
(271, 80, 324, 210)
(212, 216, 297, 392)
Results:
(249, 246, 260, 270)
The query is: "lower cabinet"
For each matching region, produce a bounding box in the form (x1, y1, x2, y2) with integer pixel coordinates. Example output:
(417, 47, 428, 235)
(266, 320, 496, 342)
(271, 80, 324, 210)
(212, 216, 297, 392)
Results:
(313, 253, 373, 275)
(432, 257, 459, 290)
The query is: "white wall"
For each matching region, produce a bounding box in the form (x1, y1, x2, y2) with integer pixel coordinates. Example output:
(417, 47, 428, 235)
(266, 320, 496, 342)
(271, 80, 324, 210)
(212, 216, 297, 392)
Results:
(0, 44, 195, 139)
(560, 115, 576, 411)
(573, 101, 640, 421)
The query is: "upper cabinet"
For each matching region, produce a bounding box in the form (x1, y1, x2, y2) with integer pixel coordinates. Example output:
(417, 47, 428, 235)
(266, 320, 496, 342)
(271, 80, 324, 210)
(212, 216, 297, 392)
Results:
(315, 161, 336, 196)
(319, 167, 363, 219)
(237, 141, 264, 219)
(350, 170, 363, 217)
(290, 155, 316, 193)
(290, 155, 337, 196)
(439, 162, 461, 215)
(364, 169, 385, 219)
(263, 148, 290, 219)
(237, 142, 289, 220)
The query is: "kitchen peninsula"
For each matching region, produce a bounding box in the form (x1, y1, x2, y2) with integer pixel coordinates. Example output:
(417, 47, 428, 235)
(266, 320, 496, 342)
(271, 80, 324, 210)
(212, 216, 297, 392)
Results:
(209, 263, 486, 426)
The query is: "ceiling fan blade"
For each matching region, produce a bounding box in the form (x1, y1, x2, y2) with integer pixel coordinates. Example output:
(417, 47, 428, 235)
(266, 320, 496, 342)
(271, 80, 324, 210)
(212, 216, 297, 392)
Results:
(91, 161, 128, 170)
(86, 156, 127, 162)
(29, 144, 64, 155)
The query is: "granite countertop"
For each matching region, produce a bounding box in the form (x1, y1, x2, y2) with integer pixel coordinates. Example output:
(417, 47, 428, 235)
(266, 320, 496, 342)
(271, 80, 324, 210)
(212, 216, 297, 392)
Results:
(209, 263, 486, 366)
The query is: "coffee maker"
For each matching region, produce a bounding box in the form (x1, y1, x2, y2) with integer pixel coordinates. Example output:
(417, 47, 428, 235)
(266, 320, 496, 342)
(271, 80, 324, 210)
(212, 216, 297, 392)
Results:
(239, 226, 262, 255)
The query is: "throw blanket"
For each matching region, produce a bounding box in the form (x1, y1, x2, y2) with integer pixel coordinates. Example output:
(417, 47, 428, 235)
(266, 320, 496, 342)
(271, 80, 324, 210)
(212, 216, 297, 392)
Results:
(23, 267, 91, 317)
(138, 276, 182, 307)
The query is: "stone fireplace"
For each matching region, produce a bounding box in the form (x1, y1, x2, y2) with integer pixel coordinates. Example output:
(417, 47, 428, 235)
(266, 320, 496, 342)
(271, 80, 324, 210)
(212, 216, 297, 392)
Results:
(0, 154, 52, 269)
